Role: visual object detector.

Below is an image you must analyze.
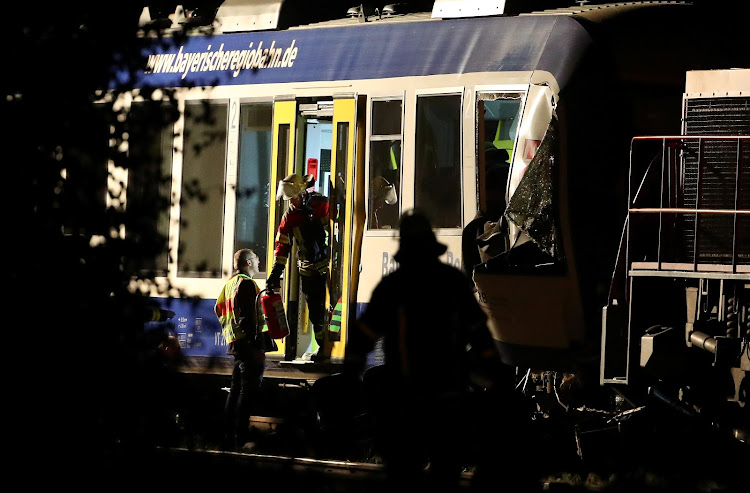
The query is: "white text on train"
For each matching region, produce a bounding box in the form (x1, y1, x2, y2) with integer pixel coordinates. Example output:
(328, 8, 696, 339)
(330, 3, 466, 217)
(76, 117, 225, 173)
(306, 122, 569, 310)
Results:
(145, 40, 299, 79)
(381, 251, 461, 277)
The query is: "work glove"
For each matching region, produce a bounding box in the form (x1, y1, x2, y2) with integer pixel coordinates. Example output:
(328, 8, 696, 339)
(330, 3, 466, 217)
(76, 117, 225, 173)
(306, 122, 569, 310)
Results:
(266, 264, 284, 290)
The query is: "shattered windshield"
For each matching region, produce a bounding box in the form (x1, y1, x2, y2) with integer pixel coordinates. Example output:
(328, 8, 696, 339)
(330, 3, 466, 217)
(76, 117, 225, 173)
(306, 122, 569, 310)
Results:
(505, 122, 562, 261)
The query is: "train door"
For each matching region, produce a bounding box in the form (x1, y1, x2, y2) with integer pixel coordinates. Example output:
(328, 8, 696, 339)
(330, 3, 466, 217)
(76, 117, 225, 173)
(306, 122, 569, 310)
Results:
(269, 97, 298, 359)
(328, 94, 362, 359)
(269, 95, 363, 362)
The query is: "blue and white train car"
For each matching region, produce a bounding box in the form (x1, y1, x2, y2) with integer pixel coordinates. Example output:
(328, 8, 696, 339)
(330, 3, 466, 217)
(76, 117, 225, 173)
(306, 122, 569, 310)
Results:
(109, 1, 744, 390)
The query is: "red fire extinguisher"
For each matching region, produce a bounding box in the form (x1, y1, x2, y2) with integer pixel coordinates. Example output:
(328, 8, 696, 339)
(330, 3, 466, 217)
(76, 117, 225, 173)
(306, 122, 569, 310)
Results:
(259, 289, 290, 339)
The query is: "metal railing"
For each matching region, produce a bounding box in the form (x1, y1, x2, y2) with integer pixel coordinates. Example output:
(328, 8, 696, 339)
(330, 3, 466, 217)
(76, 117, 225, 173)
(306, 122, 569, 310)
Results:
(627, 135, 750, 275)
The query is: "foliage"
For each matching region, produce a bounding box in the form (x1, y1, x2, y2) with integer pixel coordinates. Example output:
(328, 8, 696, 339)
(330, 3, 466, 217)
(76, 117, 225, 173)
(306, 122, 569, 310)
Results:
(3, 4, 192, 481)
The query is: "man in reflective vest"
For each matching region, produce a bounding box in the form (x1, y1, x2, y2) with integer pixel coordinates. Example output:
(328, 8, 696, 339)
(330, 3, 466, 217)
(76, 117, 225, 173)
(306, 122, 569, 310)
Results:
(215, 249, 270, 450)
(267, 173, 332, 361)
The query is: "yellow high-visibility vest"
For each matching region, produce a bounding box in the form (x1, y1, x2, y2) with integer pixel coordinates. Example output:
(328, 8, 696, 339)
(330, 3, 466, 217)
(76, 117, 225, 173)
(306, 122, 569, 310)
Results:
(214, 273, 259, 344)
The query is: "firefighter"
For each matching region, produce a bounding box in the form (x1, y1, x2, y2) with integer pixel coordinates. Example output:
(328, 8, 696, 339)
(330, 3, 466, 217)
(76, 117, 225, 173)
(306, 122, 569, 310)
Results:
(267, 173, 332, 361)
(370, 175, 398, 229)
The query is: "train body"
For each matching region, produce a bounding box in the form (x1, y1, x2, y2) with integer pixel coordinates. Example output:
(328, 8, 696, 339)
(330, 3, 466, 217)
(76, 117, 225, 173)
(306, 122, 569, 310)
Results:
(111, 0, 747, 434)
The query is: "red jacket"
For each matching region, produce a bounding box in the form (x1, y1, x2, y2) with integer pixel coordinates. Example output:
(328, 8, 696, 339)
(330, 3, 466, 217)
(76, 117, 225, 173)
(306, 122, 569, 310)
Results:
(273, 192, 330, 276)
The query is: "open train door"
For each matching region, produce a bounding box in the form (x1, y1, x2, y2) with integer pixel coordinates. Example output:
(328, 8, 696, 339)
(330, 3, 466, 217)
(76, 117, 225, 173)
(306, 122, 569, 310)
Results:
(327, 94, 363, 360)
(268, 96, 298, 360)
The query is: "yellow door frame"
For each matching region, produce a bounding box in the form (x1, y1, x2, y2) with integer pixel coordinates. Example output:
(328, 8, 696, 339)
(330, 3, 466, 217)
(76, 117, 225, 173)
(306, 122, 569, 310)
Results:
(267, 98, 297, 357)
(328, 95, 358, 359)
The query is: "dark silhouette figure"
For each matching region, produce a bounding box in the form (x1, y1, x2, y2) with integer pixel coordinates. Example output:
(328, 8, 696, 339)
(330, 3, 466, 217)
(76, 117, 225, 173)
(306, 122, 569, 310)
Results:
(347, 210, 509, 491)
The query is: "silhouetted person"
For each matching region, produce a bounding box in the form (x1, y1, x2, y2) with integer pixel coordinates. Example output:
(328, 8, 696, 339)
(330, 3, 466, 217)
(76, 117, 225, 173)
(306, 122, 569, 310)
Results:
(347, 209, 504, 491)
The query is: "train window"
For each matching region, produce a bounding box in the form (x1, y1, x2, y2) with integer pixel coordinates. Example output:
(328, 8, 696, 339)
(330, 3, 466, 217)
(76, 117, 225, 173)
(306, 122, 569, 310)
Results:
(330, 122, 349, 311)
(126, 101, 175, 275)
(304, 119, 332, 198)
(178, 101, 228, 278)
(368, 99, 403, 230)
(476, 93, 523, 222)
(273, 123, 291, 242)
(414, 94, 462, 228)
(372, 100, 402, 135)
(235, 103, 273, 275)
(62, 103, 110, 236)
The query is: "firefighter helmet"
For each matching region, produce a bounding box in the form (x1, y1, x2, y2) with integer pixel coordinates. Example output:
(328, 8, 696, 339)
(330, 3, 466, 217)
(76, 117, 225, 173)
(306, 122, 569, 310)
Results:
(394, 209, 447, 262)
(276, 173, 315, 201)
